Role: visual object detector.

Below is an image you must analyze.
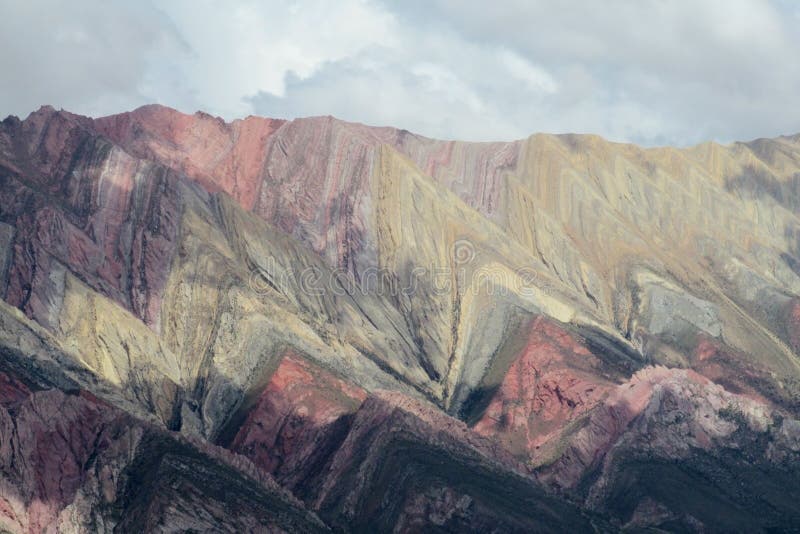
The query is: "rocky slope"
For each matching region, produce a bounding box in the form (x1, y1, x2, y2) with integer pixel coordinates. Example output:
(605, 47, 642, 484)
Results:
(1, 104, 800, 531)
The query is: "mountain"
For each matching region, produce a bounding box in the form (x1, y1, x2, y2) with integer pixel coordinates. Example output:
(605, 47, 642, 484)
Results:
(1, 104, 800, 532)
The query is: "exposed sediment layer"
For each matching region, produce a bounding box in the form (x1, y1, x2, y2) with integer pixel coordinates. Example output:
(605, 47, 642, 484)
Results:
(1, 104, 800, 531)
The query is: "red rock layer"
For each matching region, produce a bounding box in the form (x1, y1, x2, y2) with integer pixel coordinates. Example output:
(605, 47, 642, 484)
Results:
(91, 106, 519, 275)
(0, 107, 182, 329)
(472, 317, 614, 462)
(230, 352, 366, 491)
(99, 109, 391, 275)
(93, 105, 285, 210)
(536, 365, 772, 490)
(690, 333, 774, 405)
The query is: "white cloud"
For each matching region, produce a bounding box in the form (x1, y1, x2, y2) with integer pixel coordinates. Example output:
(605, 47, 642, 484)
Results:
(0, 0, 185, 117)
(0, 0, 798, 145)
(499, 50, 558, 94)
(152, 0, 395, 117)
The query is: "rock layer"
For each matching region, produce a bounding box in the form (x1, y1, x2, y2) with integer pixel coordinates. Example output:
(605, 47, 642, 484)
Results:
(1, 104, 800, 531)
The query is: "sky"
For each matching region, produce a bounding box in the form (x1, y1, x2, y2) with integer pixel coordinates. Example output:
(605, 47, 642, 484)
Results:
(1, 0, 798, 146)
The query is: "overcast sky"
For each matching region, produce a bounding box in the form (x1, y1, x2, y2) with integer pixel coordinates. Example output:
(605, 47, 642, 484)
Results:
(1, 0, 798, 145)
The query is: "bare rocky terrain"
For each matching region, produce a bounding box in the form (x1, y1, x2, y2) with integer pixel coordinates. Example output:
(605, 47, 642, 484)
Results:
(1, 104, 800, 531)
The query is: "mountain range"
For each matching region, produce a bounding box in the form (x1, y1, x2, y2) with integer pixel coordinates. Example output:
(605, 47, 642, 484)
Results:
(1, 104, 800, 531)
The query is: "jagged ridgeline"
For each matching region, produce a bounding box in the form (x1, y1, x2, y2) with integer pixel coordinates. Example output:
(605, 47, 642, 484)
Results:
(1, 105, 800, 531)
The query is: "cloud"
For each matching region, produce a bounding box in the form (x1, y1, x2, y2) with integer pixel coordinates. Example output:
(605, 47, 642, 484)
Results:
(368, 0, 800, 144)
(152, 0, 396, 118)
(248, 46, 562, 142)
(0, 0, 186, 117)
(0, 0, 798, 145)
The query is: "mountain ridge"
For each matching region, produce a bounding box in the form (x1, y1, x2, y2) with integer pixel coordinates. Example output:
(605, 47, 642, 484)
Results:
(10, 102, 799, 149)
(1, 103, 800, 531)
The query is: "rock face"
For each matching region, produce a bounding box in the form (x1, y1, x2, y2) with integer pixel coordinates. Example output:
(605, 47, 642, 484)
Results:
(470, 317, 617, 464)
(0, 362, 326, 533)
(1, 104, 800, 531)
(229, 351, 366, 499)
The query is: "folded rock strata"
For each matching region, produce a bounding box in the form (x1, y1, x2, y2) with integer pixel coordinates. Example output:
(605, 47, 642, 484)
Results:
(1, 104, 800, 531)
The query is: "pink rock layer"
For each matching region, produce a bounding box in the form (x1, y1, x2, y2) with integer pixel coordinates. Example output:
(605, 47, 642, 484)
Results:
(537, 365, 770, 490)
(230, 352, 366, 490)
(94, 105, 517, 275)
(1, 107, 181, 329)
(94, 105, 285, 211)
(0, 374, 125, 532)
(473, 317, 614, 462)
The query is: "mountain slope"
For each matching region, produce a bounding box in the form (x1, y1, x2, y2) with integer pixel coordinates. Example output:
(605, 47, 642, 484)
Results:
(1, 104, 800, 531)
